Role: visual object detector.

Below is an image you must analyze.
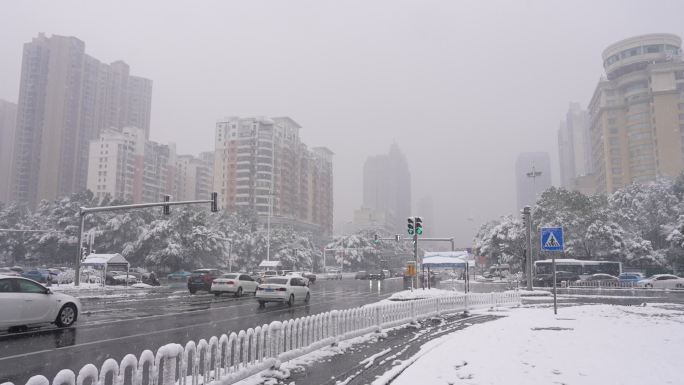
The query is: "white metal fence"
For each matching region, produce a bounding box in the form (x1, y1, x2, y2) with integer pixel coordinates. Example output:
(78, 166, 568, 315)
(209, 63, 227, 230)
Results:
(3, 291, 520, 385)
(566, 280, 638, 289)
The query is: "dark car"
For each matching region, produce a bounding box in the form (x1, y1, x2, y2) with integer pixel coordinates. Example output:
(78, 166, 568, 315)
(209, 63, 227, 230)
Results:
(368, 270, 385, 280)
(21, 269, 56, 284)
(302, 272, 317, 284)
(355, 271, 369, 280)
(533, 271, 579, 287)
(187, 269, 223, 294)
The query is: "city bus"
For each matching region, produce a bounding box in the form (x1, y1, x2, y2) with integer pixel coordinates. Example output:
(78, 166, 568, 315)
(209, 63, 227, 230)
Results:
(534, 259, 622, 279)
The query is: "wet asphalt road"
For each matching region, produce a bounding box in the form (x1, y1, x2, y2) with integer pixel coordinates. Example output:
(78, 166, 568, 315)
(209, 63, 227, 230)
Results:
(0, 277, 404, 385)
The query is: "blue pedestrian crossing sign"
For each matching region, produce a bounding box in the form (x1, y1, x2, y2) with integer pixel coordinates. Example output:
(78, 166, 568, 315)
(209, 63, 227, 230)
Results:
(541, 227, 564, 252)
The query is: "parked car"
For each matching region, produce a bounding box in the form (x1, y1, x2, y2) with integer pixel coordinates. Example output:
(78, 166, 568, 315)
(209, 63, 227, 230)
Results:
(355, 271, 369, 280)
(583, 273, 619, 282)
(106, 271, 139, 285)
(187, 269, 223, 294)
(255, 276, 310, 307)
(21, 269, 56, 284)
(325, 268, 342, 280)
(0, 268, 21, 277)
(368, 270, 385, 280)
(211, 273, 259, 297)
(618, 272, 644, 283)
(637, 274, 684, 289)
(167, 270, 192, 281)
(533, 271, 580, 287)
(263, 270, 278, 278)
(0, 275, 82, 331)
(278, 270, 293, 276)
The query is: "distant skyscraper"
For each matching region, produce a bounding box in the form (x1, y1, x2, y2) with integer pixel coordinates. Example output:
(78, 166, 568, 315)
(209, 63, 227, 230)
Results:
(359, 144, 411, 233)
(515, 152, 552, 210)
(10, 33, 152, 207)
(176, 151, 215, 201)
(590, 33, 684, 194)
(0, 100, 17, 202)
(558, 103, 591, 186)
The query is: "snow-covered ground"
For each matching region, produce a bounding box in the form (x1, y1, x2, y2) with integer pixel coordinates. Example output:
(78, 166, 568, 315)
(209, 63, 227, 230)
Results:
(387, 288, 460, 301)
(378, 303, 684, 385)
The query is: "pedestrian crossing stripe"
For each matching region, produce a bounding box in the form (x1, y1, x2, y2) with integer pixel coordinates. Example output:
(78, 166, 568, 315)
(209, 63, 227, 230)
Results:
(544, 232, 560, 248)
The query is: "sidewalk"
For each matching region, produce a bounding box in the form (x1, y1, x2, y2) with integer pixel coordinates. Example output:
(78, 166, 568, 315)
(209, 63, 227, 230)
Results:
(262, 311, 502, 385)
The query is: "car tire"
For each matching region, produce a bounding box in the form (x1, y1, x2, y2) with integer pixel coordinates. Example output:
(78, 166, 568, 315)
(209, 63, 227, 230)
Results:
(258, 300, 266, 308)
(235, 287, 243, 298)
(646, 284, 653, 289)
(214, 292, 221, 297)
(189, 288, 197, 294)
(287, 294, 295, 307)
(55, 303, 77, 328)
(304, 292, 310, 304)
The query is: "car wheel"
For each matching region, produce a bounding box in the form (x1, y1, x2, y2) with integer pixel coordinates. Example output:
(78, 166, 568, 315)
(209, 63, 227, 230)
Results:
(214, 292, 221, 297)
(646, 283, 653, 289)
(304, 292, 310, 304)
(189, 288, 197, 294)
(287, 294, 295, 307)
(235, 287, 243, 297)
(258, 300, 266, 308)
(56, 304, 77, 328)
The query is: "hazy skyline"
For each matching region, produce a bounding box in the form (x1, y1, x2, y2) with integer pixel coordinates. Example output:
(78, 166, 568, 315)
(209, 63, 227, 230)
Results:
(3, 0, 684, 244)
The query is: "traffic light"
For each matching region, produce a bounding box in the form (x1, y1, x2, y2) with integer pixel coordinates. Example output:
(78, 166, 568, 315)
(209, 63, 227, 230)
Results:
(407, 217, 415, 235)
(163, 194, 171, 215)
(415, 217, 423, 235)
(211, 192, 219, 212)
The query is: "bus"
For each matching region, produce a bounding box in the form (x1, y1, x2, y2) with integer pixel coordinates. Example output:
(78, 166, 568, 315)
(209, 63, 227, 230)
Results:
(534, 259, 622, 278)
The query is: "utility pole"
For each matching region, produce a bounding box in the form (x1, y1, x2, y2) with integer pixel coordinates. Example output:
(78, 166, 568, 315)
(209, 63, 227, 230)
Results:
(522, 205, 533, 290)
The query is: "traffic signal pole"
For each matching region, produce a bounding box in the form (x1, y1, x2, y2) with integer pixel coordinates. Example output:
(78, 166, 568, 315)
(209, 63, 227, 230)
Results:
(74, 193, 219, 286)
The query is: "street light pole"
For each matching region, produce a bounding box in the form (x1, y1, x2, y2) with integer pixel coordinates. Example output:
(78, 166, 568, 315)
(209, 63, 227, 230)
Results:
(266, 193, 272, 262)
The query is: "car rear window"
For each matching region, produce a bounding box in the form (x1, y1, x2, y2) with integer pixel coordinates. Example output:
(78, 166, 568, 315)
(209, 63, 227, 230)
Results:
(221, 274, 238, 279)
(191, 271, 208, 276)
(264, 278, 288, 285)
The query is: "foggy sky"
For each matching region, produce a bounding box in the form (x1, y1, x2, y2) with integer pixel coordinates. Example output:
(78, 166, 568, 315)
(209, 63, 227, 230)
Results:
(2, 0, 684, 245)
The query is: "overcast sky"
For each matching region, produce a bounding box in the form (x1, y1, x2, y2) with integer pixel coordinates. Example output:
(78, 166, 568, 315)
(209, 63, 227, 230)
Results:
(2, 0, 684, 245)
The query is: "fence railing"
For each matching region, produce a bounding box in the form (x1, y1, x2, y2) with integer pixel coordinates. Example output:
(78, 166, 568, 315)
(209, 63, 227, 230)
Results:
(4, 291, 520, 385)
(566, 280, 638, 289)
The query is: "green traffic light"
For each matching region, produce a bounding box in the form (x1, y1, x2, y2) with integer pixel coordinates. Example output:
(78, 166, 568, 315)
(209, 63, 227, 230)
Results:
(416, 228, 423, 235)
(408, 229, 414, 235)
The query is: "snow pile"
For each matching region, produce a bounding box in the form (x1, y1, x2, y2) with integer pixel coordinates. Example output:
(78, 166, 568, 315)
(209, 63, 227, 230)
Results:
(387, 288, 461, 301)
(380, 303, 684, 385)
(516, 289, 551, 297)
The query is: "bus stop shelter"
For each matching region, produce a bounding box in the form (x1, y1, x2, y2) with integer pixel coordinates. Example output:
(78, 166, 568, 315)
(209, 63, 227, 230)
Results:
(422, 251, 473, 291)
(82, 253, 130, 286)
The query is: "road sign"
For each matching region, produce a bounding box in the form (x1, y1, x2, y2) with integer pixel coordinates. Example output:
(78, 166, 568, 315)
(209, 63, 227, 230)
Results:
(541, 227, 564, 252)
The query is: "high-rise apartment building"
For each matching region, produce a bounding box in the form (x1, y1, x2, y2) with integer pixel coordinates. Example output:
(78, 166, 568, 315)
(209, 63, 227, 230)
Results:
(86, 127, 177, 204)
(589, 33, 684, 194)
(10, 33, 152, 207)
(0, 100, 17, 202)
(176, 151, 214, 201)
(213, 116, 334, 234)
(558, 103, 591, 190)
(356, 144, 411, 233)
(87, 127, 145, 202)
(515, 152, 552, 210)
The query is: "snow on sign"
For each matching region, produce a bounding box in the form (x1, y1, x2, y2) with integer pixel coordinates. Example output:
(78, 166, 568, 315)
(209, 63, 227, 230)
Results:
(541, 227, 564, 252)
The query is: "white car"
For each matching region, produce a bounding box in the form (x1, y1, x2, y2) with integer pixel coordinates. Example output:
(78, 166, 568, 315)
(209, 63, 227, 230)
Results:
(637, 274, 684, 289)
(255, 276, 310, 307)
(325, 269, 342, 280)
(0, 275, 82, 331)
(211, 273, 259, 297)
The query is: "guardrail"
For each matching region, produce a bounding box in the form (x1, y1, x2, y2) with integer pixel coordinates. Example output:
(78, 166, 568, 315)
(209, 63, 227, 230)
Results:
(3, 291, 520, 385)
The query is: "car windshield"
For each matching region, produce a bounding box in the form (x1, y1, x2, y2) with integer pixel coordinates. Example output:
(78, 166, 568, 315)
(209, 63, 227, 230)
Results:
(264, 278, 289, 285)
